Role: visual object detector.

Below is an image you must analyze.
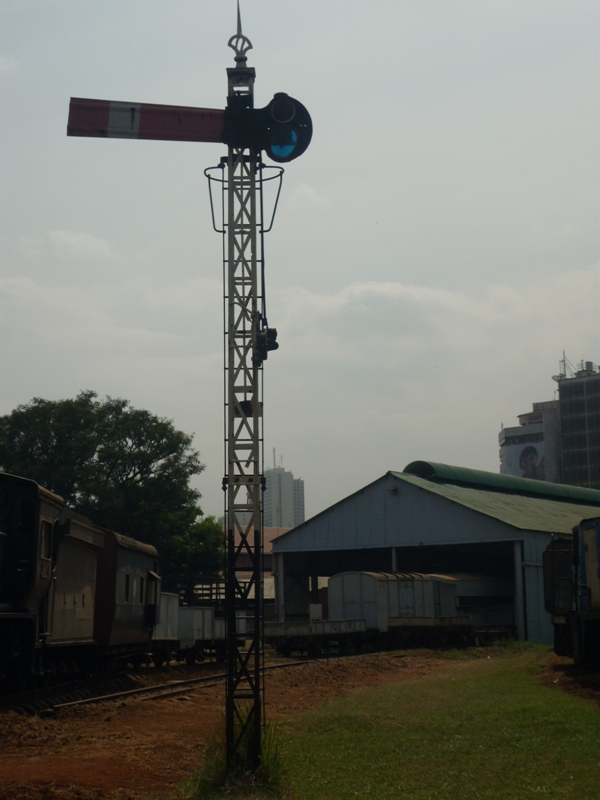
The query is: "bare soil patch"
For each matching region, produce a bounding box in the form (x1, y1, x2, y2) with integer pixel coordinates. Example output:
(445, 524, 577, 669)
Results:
(0, 650, 447, 800)
(538, 651, 600, 706)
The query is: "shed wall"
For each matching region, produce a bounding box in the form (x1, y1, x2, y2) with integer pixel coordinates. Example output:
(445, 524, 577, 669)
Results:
(273, 476, 556, 643)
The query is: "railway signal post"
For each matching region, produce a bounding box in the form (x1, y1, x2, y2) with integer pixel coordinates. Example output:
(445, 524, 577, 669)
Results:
(67, 5, 312, 770)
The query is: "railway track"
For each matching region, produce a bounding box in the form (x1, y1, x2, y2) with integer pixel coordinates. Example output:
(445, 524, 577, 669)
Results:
(1, 659, 309, 717)
(1, 648, 417, 717)
(53, 660, 309, 711)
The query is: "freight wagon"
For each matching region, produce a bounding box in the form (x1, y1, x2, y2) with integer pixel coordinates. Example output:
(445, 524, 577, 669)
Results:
(151, 593, 227, 666)
(446, 573, 515, 630)
(265, 572, 471, 656)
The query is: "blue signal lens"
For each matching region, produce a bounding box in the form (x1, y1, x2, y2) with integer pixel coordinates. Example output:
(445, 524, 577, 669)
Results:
(269, 126, 298, 158)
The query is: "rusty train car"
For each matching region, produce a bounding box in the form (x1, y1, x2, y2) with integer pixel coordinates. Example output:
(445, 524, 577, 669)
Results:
(0, 472, 161, 689)
(544, 516, 600, 666)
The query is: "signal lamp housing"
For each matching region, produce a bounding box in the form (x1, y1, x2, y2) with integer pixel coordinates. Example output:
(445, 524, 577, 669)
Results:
(223, 92, 312, 163)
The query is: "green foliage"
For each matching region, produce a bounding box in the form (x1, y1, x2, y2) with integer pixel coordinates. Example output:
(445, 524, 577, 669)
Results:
(164, 516, 225, 586)
(0, 390, 223, 582)
(176, 710, 288, 799)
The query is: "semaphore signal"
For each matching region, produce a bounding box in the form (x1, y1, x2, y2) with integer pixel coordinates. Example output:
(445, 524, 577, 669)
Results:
(66, 3, 312, 771)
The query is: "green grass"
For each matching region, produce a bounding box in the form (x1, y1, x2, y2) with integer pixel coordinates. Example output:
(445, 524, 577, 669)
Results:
(282, 648, 600, 799)
(174, 647, 600, 799)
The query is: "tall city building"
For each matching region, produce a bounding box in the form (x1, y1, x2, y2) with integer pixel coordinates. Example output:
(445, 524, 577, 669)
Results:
(555, 360, 600, 489)
(499, 357, 600, 489)
(263, 466, 305, 528)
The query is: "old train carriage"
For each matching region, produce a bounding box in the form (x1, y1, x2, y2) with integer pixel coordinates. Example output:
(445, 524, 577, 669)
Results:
(42, 509, 104, 672)
(93, 528, 160, 667)
(0, 471, 162, 685)
(0, 473, 64, 682)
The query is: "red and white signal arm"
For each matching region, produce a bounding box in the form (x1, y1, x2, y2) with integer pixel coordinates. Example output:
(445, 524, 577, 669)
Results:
(68, 94, 312, 162)
(67, 98, 225, 142)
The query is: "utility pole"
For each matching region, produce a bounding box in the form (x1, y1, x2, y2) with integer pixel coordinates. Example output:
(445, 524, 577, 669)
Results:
(67, 5, 312, 769)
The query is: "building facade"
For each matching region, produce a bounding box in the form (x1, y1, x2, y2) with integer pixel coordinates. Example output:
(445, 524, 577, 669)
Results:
(499, 358, 600, 489)
(263, 467, 305, 528)
(557, 363, 600, 490)
(499, 400, 561, 482)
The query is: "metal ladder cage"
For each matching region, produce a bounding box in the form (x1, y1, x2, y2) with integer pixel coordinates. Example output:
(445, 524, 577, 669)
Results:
(205, 152, 284, 765)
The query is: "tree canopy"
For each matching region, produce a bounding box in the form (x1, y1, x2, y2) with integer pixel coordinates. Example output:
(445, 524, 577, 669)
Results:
(0, 390, 223, 584)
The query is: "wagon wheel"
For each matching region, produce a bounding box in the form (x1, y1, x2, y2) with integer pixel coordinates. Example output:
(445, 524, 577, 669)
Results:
(276, 641, 292, 658)
(307, 640, 322, 657)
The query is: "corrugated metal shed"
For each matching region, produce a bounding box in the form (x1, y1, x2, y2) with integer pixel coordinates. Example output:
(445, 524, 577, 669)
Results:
(271, 462, 600, 645)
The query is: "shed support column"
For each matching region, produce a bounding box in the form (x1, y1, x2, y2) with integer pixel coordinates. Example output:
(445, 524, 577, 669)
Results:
(310, 568, 319, 602)
(513, 540, 526, 641)
(273, 552, 285, 623)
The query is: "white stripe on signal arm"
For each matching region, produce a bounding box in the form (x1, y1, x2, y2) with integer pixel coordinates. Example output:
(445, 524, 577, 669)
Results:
(107, 102, 141, 138)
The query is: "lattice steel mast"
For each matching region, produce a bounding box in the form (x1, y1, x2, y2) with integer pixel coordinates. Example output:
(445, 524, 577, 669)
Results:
(223, 16, 264, 766)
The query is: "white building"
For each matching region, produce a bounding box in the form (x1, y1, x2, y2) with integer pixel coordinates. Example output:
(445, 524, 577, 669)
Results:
(499, 400, 562, 483)
(263, 467, 305, 528)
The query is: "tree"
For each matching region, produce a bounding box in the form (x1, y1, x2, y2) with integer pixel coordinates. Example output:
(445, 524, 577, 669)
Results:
(0, 391, 223, 584)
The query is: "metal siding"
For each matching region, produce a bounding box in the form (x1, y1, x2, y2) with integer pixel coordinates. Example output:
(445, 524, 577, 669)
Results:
(522, 536, 553, 644)
(47, 537, 97, 643)
(440, 583, 457, 617)
(329, 573, 381, 630)
(273, 473, 600, 555)
(274, 476, 530, 553)
(111, 544, 154, 646)
(178, 606, 217, 647)
(524, 564, 553, 644)
(153, 593, 179, 641)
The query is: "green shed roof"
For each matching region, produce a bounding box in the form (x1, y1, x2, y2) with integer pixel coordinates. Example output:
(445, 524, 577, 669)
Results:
(403, 461, 600, 506)
(391, 470, 600, 534)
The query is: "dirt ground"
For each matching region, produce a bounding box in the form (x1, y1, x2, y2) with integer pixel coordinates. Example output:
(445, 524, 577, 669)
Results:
(0, 649, 598, 800)
(538, 651, 600, 705)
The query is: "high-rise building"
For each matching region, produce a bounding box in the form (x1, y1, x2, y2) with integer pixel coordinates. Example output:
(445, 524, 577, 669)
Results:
(263, 466, 305, 528)
(555, 360, 600, 489)
(499, 400, 562, 482)
(499, 357, 600, 489)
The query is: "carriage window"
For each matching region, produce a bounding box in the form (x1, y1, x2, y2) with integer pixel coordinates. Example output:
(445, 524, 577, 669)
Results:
(139, 577, 144, 603)
(124, 574, 130, 602)
(39, 521, 52, 559)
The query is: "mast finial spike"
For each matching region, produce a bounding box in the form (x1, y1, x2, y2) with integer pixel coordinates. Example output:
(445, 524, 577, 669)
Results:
(228, 0, 253, 63)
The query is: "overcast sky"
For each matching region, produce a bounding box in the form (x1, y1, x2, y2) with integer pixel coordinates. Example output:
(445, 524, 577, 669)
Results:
(1, 1, 598, 519)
